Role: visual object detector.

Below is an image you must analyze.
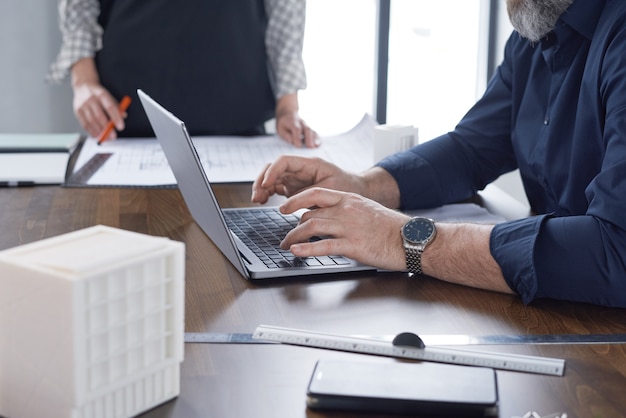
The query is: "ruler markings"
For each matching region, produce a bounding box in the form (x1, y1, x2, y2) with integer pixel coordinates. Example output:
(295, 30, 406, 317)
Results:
(65, 153, 112, 186)
(185, 332, 274, 344)
(184, 332, 626, 346)
(251, 325, 565, 376)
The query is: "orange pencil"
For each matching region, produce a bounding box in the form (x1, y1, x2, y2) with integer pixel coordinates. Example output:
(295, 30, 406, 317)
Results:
(97, 95, 132, 145)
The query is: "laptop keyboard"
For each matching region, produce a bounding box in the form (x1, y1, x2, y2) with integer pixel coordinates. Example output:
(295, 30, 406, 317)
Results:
(223, 208, 352, 269)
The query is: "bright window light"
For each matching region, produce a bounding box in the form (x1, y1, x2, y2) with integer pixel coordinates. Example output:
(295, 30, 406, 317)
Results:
(300, 0, 486, 141)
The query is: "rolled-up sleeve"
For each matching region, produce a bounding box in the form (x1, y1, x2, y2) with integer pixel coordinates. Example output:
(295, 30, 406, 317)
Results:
(493, 213, 626, 308)
(46, 0, 102, 83)
(491, 215, 547, 304)
(264, 0, 307, 98)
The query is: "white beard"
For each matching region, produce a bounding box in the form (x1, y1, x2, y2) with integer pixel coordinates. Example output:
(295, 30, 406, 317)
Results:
(507, 0, 574, 42)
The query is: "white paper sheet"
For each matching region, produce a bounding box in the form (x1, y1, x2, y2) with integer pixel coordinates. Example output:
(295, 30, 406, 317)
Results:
(406, 203, 507, 224)
(71, 114, 377, 186)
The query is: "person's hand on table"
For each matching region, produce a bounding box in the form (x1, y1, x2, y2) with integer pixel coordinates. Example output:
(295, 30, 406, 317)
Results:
(274, 92, 319, 148)
(276, 110, 318, 148)
(71, 57, 126, 140)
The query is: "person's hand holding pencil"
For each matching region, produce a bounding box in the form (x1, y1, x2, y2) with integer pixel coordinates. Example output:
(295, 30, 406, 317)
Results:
(70, 58, 131, 143)
(97, 95, 132, 145)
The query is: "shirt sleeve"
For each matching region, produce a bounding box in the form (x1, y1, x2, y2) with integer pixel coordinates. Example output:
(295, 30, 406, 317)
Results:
(376, 36, 519, 211)
(379, 29, 626, 307)
(494, 22, 626, 308)
(264, 0, 307, 99)
(46, 0, 102, 83)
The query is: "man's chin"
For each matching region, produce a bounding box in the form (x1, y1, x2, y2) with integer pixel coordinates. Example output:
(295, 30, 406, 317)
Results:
(507, 0, 574, 43)
(512, 27, 548, 43)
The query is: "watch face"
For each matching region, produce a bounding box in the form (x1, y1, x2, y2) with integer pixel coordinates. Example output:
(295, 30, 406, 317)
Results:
(402, 217, 435, 244)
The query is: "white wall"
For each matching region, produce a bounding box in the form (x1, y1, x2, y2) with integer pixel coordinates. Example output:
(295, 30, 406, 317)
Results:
(0, 0, 78, 133)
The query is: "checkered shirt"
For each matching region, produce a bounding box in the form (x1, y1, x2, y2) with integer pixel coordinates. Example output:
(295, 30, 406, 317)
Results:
(46, 0, 307, 98)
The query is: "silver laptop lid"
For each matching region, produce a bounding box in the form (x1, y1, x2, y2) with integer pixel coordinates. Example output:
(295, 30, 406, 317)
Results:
(138, 89, 375, 280)
(137, 89, 250, 279)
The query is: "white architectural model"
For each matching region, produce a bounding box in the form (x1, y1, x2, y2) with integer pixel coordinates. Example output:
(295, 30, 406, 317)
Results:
(373, 124, 419, 161)
(0, 225, 185, 418)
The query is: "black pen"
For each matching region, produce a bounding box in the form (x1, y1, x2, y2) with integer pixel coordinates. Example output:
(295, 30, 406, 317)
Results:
(0, 181, 35, 187)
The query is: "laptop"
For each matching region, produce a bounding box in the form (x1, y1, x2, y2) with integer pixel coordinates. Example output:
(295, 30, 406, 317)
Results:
(137, 89, 376, 280)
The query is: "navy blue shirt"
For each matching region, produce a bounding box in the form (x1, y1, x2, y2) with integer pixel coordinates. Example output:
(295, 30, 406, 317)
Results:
(378, 0, 626, 307)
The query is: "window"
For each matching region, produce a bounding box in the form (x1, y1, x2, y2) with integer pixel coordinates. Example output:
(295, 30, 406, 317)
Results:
(299, 0, 378, 135)
(387, 0, 487, 141)
(300, 0, 488, 142)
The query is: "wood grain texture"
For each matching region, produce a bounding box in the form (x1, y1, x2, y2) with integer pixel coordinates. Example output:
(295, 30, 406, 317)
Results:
(1, 185, 625, 418)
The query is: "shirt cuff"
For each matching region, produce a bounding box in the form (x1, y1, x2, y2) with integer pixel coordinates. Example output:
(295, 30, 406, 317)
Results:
(273, 58, 307, 99)
(490, 214, 551, 304)
(46, 31, 101, 84)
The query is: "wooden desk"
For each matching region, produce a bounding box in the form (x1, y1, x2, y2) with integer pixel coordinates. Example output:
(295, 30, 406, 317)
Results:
(1, 185, 625, 418)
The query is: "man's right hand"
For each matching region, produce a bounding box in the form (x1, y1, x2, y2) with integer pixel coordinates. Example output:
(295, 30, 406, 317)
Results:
(71, 57, 125, 139)
(251, 155, 366, 204)
(277, 186, 411, 271)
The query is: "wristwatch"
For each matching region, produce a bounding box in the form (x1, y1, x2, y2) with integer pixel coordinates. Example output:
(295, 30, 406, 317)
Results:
(401, 217, 436, 275)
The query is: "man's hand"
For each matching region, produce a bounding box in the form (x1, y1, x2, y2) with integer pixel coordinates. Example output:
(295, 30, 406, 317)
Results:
(278, 187, 512, 292)
(279, 187, 410, 271)
(71, 57, 125, 139)
(251, 155, 366, 204)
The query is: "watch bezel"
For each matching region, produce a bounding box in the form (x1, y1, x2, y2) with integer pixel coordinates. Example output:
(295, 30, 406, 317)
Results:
(401, 217, 436, 246)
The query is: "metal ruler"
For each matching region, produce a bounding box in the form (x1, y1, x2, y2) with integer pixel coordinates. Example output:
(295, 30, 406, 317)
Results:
(421, 333, 626, 346)
(184, 332, 626, 346)
(252, 325, 565, 376)
(185, 332, 275, 344)
(65, 153, 112, 186)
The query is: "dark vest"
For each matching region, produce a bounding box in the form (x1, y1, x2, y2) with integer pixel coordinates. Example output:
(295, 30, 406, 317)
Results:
(96, 0, 276, 136)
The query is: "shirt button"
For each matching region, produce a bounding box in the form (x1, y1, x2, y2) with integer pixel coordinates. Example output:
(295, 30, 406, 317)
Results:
(544, 116, 550, 125)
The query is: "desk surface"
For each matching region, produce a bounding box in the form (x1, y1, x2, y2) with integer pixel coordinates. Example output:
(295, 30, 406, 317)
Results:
(1, 185, 625, 418)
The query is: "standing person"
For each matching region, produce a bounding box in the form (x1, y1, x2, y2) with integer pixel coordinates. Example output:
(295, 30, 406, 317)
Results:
(48, 0, 317, 147)
(251, 0, 626, 308)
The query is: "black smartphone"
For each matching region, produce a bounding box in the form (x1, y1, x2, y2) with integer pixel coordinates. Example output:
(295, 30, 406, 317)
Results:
(306, 359, 498, 417)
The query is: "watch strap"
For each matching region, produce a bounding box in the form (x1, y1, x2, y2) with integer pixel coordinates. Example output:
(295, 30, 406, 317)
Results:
(404, 245, 424, 275)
